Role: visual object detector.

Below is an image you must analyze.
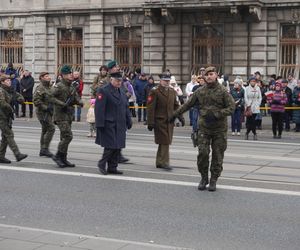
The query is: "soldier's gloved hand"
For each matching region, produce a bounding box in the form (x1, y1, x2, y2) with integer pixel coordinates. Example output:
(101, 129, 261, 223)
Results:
(178, 116, 185, 127)
(62, 105, 68, 112)
(205, 111, 217, 125)
(169, 115, 177, 123)
(147, 125, 154, 131)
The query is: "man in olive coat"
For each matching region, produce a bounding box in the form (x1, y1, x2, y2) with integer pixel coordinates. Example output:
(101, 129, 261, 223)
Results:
(0, 74, 27, 163)
(147, 71, 184, 170)
(171, 66, 235, 191)
(51, 65, 83, 168)
(95, 71, 132, 175)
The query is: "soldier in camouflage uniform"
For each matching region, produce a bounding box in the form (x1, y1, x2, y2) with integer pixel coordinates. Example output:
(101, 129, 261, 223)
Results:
(0, 74, 28, 163)
(51, 65, 83, 168)
(33, 72, 67, 158)
(91, 65, 109, 98)
(171, 67, 235, 191)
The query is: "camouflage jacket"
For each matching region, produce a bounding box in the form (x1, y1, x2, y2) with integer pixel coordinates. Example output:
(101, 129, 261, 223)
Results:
(51, 79, 82, 122)
(174, 81, 235, 133)
(33, 81, 66, 121)
(91, 75, 110, 98)
(0, 84, 24, 120)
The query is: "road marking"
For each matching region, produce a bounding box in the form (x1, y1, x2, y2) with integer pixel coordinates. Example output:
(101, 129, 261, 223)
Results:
(1, 165, 300, 196)
(14, 126, 300, 146)
(0, 224, 184, 249)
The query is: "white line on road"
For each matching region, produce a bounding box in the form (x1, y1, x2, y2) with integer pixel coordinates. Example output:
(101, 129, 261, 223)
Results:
(1, 165, 300, 197)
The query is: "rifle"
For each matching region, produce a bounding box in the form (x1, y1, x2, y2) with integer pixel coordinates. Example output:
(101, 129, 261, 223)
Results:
(63, 82, 78, 113)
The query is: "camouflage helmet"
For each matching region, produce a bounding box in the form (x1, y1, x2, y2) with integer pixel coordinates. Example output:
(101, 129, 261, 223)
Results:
(204, 66, 217, 76)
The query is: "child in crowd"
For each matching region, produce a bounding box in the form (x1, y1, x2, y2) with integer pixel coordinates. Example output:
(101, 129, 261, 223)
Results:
(86, 98, 96, 137)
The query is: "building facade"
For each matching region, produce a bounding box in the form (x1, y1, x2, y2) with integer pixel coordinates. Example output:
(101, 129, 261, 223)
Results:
(1, 0, 300, 87)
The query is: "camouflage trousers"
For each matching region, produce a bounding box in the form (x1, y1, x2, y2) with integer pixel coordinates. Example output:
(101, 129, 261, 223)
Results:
(197, 132, 227, 179)
(38, 117, 55, 150)
(0, 120, 20, 158)
(56, 121, 73, 154)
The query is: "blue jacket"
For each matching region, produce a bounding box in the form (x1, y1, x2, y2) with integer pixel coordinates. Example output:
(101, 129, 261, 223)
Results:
(134, 78, 148, 104)
(95, 83, 132, 149)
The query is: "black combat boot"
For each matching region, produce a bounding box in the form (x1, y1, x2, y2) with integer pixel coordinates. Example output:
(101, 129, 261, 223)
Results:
(198, 175, 209, 191)
(16, 153, 28, 162)
(118, 153, 129, 163)
(208, 178, 217, 192)
(39, 148, 53, 157)
(0, 157, 11, 164)
(61, 153, 75, 168)
(52, 152, 66, 168)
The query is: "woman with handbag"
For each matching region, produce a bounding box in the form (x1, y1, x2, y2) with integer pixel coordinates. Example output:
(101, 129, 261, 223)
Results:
(244, 77, 262, 140)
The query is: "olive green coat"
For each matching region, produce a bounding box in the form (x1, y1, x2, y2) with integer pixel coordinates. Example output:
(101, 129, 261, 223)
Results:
(147, 85, 180, 144)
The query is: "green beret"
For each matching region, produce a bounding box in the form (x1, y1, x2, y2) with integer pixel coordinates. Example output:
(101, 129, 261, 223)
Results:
(107, 60, 117, 70)
(60, 65, 72, 75)
(204, 66, 217, 76)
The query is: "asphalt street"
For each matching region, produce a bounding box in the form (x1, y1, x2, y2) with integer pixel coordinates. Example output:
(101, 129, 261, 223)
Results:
(0, 116, 300, 250)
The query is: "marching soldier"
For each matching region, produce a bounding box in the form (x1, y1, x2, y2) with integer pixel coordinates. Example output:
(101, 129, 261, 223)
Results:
(0, 74, 28, 163)
(171, 67, 235, 191)
(33, 72, 66, 158)
(147, 71, 184, 170)
(51, 65, 83, 168)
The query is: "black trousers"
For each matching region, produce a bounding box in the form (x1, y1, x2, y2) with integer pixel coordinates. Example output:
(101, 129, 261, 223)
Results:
(21, 96, 33, 116)
(98, 148, 121, 171)
(246, 113, 257, 135)
(271, 112, 284, 136)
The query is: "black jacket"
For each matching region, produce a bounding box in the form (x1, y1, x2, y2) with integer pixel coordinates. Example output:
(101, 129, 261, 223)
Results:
(20, 75, 34, 97)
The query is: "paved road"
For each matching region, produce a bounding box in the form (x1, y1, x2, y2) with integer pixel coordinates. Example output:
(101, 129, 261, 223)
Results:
(0, 118, 300, 250)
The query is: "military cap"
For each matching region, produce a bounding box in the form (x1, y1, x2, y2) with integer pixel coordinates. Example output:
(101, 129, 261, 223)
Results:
(159, 71, 171, 81)
(107, 60, 118, 70)
(39, 71, 49, 79)
(60, 65, 72, 75)
(110, 71, 123, 80)
(0, 74, 11, 82)
(204, 66, 217, 76)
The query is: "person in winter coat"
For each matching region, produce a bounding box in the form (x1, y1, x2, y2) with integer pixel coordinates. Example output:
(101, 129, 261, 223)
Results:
(134, 72, 148, 122)
(292, 80, 300, 132)
(244, 77, 262, 140)
(20, 70, 35, 118)
(267, 82, 288, 139)
(230, 79, 245, 136)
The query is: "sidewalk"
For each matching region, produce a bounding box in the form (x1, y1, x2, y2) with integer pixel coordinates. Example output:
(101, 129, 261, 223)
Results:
(0, 224, 190, 250)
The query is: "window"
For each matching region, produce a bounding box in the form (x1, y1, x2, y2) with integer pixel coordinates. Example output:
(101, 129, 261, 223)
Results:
(57, 28, 83, 74)
(192, 25, 223, 75)
(279, 24, 300, 78)
(0, 30, 23, 73)
(114, 27, 142, 73)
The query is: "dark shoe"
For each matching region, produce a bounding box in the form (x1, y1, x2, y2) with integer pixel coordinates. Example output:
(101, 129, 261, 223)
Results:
(198, 176, 209, 191)
(21, 114, 26, 117)
(107, 169, 123, 175)
(52, 152, 66, 168)
(208, 178, 217, 192)
(273, 135, 277, 139)
(278, 135, 282, 139)
(77, 118, 81, 122)
(98, 163, 107, 175)
(29, 113, 33, 118)
(156, 165, 172, 171)
(285, 128, 290, 132)
(118, 156, 129, 163)
(16, 153, 28, 162)
(253, 134, 258, 140)
(244, 133, 249, 140)
(61, 154, 75, 168)
(39, 149, 53, 157)
(0, 157, 11, 164)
